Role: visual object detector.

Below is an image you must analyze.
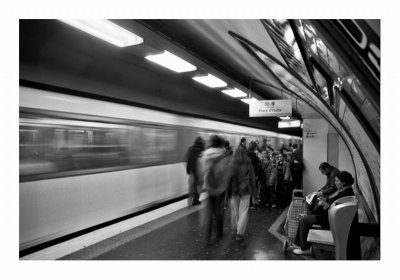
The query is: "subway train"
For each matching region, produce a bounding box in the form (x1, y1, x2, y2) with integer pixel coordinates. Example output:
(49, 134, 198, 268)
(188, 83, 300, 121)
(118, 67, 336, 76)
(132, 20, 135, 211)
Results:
(19, 86, 301, 252)
(19, 19, 380, 259)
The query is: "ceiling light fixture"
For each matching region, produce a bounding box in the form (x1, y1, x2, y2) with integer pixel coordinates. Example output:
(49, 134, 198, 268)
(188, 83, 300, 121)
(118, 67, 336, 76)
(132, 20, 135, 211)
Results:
(278, 119, 301, 128)
(240, 97, 258, 104)
(59, 19, 143, 47)
(221, 88, 247, 98)
(145, 51, 197, 73)
(192, 74, 227, 88)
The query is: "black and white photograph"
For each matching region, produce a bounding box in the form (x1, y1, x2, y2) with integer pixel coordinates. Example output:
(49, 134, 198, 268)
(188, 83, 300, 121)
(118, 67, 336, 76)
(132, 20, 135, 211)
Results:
(1, 0, 398, 279)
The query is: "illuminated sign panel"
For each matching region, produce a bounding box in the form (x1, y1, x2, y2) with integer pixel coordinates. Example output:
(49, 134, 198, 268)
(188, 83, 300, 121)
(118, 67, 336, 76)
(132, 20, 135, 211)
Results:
(278, 120, 301, 128)
(249, 100, 292, 117)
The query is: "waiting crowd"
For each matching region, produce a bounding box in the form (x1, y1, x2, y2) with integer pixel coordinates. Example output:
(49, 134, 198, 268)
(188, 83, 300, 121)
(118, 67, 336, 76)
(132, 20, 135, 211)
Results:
(184, 134, 355, 255)
(185, 134, 303, 245)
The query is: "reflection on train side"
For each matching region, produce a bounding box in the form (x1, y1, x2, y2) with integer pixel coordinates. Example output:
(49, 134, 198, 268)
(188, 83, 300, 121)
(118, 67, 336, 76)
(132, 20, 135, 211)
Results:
(19, 114, 178, 180)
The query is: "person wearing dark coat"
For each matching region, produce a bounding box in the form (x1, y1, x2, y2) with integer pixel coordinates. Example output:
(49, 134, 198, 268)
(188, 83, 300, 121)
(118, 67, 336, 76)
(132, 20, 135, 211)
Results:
(293, 171, 356, 255)
(238, 137, 247, 151)
(260, 139, 268, 152)
(290, 143, 303, 189)
(316, 162, 341, 197)
(246, 141, 259, 208)
(185, 136, 205, 205)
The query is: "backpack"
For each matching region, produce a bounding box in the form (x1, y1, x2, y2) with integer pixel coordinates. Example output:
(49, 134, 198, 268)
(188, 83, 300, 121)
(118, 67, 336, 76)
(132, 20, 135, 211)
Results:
(206, 155, 226, 196)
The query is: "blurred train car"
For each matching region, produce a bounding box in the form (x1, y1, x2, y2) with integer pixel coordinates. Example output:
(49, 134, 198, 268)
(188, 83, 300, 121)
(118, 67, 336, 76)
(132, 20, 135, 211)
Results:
(19, 86, 301, 251)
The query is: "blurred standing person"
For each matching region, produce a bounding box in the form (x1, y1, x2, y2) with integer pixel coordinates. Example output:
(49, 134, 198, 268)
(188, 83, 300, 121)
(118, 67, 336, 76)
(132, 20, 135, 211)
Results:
(225, 140, 233, 156)
(255, 140, 260, 154)
(275, 153, 285, 205)
(238, 137, 247, 151)
(185, 136, 205, 206)
(260, 138, 268, 152)
(198, 135, 230, 246)
(227, 148, 255, 242)
(246, 141, 259, 209)
(282, 154, 293, 205)
(265, 154, 278, 207)
(280, 145, 289, 155)
(290, 143, 303, 189)
(223, 140, 234, 209)
(275, 153, 293, 205)
(258, 151, 269, 205)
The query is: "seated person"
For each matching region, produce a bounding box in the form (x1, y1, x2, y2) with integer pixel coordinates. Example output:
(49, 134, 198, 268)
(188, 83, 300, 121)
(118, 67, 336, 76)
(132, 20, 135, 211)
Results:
(306, 162, 341, 208)
(293, 171, 355, 255)
(316, 162, 341, 197)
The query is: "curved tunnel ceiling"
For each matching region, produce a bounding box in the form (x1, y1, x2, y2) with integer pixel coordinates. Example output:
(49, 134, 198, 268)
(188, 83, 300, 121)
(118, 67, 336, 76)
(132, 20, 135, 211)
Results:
(20, 19, 313, 137)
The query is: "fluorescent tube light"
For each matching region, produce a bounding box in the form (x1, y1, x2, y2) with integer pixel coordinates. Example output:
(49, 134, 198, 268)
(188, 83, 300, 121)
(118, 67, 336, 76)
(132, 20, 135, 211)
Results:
(278, 120, 301, 128)
(240, 97, 258, 104)
(59, 19, 143, 47)
(221, 88, 247, 98)
(192, 74, 227, 88)
(145, 51, 197, 73)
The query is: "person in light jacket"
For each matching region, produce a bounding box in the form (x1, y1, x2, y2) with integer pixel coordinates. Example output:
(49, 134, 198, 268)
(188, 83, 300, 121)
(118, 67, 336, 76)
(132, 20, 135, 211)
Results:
(226, 148, 255, 242)
(198, 135, 230, 246)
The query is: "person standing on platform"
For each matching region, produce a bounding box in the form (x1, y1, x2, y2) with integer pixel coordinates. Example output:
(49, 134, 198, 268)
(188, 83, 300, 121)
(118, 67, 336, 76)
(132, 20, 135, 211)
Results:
(290, 143, 303, 189)
(265, 154, 278, 207)
(260, 138, 268, 153)
(198, 135, 230, 246)
(238, 137, 247, 151)
(226, 148, 255, 242)
(275, 153, 286, 205)
(185, 136, 205, 206)
(246, 141, 259, 209)
(223, 141, 234, 209)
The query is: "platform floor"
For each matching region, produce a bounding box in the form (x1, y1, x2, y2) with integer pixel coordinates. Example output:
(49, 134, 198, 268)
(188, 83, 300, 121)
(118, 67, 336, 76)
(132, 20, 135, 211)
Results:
(58, 199, 313, 260)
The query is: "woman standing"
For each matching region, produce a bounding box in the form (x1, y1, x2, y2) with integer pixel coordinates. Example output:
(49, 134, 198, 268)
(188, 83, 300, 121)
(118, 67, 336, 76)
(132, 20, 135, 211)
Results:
(227, 148, 255, 242)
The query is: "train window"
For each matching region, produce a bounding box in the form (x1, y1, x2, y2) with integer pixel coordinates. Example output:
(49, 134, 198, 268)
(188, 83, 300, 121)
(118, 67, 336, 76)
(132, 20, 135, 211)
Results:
(19, 113, 179, 181)
(139, 126, 177, 164)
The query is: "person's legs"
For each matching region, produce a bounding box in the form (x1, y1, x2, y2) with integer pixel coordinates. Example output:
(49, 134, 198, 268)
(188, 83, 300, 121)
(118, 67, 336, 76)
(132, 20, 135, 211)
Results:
(188, 174, 195, 205)
(270, 185, 277, 207)
(215, 193, 225, 237)
(203, 196, 215, 245)
(237, 194, 250, 236)
(259, 181, 266, 205)
(253, 179, 259, 206)
(297, 214, 320, 250)
(192, 176, 201, 204)
(230, 196, 239, 232)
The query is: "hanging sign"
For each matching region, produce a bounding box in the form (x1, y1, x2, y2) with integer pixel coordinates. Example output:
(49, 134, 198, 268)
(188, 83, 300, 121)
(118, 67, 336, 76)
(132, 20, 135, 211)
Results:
(249, 99, 292, 117)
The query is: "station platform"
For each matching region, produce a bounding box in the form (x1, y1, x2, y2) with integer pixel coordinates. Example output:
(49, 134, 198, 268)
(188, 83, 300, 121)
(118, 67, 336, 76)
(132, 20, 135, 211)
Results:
(21, 195, 317, 260)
